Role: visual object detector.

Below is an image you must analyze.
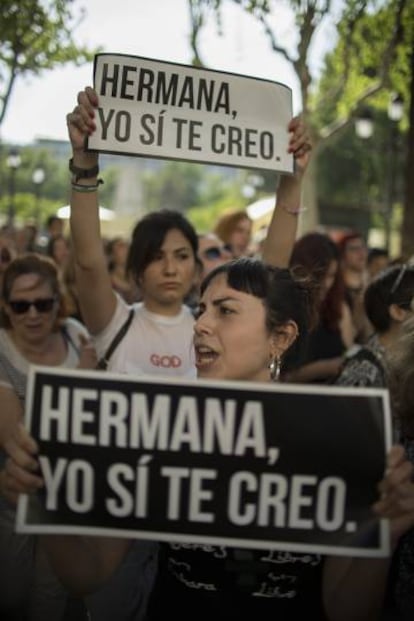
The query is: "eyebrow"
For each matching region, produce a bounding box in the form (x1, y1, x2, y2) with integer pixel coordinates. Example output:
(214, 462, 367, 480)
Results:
(201, 296, 240, 307)
(159, 246, 192, 253)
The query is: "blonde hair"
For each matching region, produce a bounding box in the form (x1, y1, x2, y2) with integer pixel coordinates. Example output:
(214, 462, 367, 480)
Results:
(213, 209, 252, 246)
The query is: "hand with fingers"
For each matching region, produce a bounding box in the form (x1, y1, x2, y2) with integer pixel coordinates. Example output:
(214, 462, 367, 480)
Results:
(1, 424, 42, 505)
(373, 444, 414, 547)
(77, 334, 98, 369)
(66, 86, 100, 168)
(287, 115, 312, 176)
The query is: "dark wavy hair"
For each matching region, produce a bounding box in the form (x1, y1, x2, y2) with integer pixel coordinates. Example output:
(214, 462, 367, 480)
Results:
(289, 232, 345, 332)
(364, 263, 414, 333)
(200, 257, 314, 372)
(126, 209, 198, 283)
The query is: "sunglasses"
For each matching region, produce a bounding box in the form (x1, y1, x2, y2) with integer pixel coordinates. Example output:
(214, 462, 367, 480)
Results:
(202, 246, 225, 260)
(8, 297, 57, 315)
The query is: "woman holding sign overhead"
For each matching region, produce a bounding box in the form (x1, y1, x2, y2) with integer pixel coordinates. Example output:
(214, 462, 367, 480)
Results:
(27, 83, 308, 621)
(5, 85, 414, 619)
(6, 83, 413, 621)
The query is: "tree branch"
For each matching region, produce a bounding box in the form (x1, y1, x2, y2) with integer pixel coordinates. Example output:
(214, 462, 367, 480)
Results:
(257, 12, 295, 65)
(187, 0, 207, 67)
(321, 0, 369, 104)
(0, 50, 18, 126)
(318, 0, 407, 145)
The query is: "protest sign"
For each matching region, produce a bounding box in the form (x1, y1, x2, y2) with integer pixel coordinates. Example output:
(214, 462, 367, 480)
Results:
(87, 53, 293, 172)
(17, 367, 391, 557)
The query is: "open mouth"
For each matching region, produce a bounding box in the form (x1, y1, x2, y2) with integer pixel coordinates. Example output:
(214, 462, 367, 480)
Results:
(195, 345, 219, 368)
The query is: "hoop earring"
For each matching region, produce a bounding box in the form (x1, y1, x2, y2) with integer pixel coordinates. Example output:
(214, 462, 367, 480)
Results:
(269, 355, 282, 382)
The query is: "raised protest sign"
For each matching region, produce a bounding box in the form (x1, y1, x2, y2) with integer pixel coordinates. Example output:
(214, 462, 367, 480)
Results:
(17, 367, 392, 557)
(87, 53, 293, 172)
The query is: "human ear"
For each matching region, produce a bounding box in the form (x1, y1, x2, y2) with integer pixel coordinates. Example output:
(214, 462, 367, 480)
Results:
(270, 320, 299, 358)
(389, 303, 410, 323)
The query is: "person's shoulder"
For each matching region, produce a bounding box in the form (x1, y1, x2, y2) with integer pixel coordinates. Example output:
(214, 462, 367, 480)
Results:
(131, 301, 144, 313)
(0, 328, 13, 351)
(182, 304, 196, 320)
(336, 344, 385, 387)
(62, 316, 89, 337)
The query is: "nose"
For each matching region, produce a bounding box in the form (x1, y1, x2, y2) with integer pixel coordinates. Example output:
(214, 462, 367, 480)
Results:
(163, 255, 177, 274)
(27, 303, 39, 316)
(194, 310, 214, 336)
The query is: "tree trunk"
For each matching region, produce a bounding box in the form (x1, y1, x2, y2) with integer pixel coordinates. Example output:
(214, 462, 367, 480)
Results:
(401, 41, 414, 259)
(299, 153, 319, 235)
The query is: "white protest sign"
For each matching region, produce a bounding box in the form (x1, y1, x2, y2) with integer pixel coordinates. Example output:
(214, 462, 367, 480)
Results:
(17, 367, 392, 558)
(87, 53, 293, 172)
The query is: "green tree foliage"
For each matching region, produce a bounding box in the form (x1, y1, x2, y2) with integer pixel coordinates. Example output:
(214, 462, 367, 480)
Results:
(187, 191, 244, 233)
(312, 0, 412, 132)
(188, 0, 332, 113)
(140, 159, 247, 232)
(187, 0, 412, 238)
(0, 0, 99, 127)
(141, 161, 204, 214)
(312, 0, 413, 244)
(0, 145, 118, 228)
(0, 192, 62, 226)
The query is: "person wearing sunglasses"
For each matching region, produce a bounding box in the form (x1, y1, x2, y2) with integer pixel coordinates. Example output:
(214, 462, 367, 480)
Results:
(197, 233, 233, 278)
(0, 253, 96, 620)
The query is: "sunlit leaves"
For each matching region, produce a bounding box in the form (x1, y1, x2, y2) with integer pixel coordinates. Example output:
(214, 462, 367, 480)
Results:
(0, 0, 99, 125)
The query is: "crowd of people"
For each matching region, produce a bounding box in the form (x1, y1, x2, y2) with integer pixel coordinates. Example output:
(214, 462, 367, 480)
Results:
(0, 84, 413, 621)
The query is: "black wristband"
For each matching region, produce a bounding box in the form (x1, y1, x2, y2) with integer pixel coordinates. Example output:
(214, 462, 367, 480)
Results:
(69, 158, 99, 181)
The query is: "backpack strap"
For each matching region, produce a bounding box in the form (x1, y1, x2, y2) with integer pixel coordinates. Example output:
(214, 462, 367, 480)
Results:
(96, 308, 135, 370)
(61, 324, 80, 356)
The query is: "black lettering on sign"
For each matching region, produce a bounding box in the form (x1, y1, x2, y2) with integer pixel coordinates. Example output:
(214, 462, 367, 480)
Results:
(98, 63, 231, 114)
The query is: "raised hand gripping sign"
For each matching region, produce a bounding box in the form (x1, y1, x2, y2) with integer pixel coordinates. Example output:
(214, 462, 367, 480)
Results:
(87, 53, 294, 173)
(17, 367, 392, 558)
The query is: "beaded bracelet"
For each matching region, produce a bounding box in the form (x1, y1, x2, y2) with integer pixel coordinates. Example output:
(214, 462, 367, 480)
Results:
(69, 158, 99, 181)
(278, 203, 308, 216)
(71, 179, 104, 193)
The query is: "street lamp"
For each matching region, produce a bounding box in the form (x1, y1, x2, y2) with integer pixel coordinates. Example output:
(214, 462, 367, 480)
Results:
(6, 149, 21, 228)
(386, 93, 404, 252)
(32, 167, 46, 226)
(355, 96, 404, 252)
(354, 107, 374, 222)
(354, 107, 374, 140)
(388, 93, 404, 122)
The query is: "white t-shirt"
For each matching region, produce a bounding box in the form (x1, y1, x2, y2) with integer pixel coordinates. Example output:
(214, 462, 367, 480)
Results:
(93, 297, 196, 378)
(0, 318, 89, 396)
